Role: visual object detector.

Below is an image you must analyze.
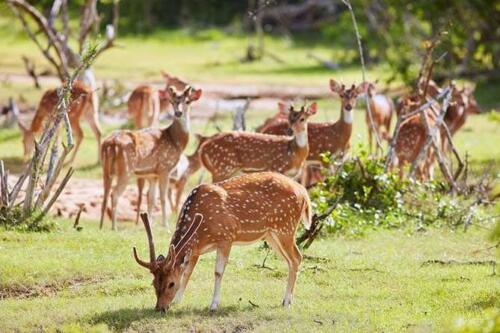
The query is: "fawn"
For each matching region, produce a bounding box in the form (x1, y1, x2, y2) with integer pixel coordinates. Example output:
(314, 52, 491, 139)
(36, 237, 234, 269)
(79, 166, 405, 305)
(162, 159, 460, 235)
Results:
(364, 82, 394, 152)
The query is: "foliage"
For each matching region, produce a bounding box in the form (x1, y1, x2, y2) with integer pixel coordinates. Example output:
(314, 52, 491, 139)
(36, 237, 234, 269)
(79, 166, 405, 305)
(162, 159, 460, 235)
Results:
(310, 149, 492, 237)
(0, 205, 55, 232)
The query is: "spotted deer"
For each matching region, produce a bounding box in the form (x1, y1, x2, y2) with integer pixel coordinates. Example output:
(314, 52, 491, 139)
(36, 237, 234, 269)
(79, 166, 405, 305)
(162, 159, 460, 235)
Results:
(444, 86, 480, 137)
(135, 134, 210, 222)
(393, 97, 440, 180)
(100, 85, 202, 230)
(133, 171, 311, 312)
(199, 103, 317, 183)
(18, 80, 101, 163)
(260, 80, 367, 186)
(364, 82, 394, 152)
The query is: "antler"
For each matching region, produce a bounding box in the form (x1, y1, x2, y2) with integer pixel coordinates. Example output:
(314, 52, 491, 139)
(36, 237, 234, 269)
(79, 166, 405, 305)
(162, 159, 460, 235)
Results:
(133, 212, 158, 271)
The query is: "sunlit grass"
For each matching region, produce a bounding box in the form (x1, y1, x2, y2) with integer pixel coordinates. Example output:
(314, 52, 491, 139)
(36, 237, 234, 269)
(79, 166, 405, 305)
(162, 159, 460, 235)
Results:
(0, 220, 497, 332)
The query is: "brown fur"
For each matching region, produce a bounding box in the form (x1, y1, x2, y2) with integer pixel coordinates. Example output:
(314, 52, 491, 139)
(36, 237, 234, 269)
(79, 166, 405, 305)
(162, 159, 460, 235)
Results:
(200, 103, 317, 183)
(133, 172, 311, 311)
(19, 81, 101, 163)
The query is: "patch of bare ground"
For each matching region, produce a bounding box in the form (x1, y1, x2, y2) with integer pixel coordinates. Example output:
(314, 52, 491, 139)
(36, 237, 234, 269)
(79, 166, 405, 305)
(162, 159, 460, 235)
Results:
(0, 276, 106, 300)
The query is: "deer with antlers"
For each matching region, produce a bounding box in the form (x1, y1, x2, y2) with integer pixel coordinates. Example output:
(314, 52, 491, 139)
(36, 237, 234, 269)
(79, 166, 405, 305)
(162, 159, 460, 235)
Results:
(364, 82, 394, 152)
(18, 80, 101, 163)
(133, 171, 311, 312)
(100, 85, 202, 230)
(199, 103, 317, 183)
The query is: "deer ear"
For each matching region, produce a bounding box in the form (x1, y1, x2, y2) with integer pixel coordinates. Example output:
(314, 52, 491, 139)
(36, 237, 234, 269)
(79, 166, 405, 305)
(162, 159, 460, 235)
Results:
(306, 102, 317, 115)
(277, 102, 287, 114)
(161, 70, 171, 80)
(329, 79, 342, 93)
(189, 89, 202, 102)
(356, 82, 370, 95)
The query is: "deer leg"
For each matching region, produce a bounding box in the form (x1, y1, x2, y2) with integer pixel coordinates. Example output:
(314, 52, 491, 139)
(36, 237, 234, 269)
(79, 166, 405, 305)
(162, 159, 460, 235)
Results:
(268, 233, 302, 307)
(147, 178, 158, 222)
(167, 180, 177, 215)
(68, 123, 84, 164)
(135, 178, 145, 225)
(158, 174, 170, 228)
(368, 127, 373, 153)
(174, 177, 187, 213)
(210, 243, 231, 311)
(110, 174, 127, 231)
(173, 254, 199, 304)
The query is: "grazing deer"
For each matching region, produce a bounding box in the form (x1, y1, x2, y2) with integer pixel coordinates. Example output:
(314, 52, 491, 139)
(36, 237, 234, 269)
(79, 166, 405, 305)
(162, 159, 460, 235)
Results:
(18, 81, 101, 163)
(200, 103, 317, 183)
(364, 82, 394, 152)
(100, 85, 202, 230)
(255, 101, 290, 133)
(133, 171, 311, 312)
(393, 98, 439, 180)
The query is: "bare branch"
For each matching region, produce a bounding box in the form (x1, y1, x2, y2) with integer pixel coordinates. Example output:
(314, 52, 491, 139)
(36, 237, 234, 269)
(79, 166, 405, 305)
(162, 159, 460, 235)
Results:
(342, 0, 383, 155)
(7, 0, 70, 80)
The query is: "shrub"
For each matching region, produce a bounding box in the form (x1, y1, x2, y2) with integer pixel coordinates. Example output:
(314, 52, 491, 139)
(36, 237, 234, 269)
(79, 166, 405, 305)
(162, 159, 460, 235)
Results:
(309, 149, 486, 237)
(0, 206, 55, 232)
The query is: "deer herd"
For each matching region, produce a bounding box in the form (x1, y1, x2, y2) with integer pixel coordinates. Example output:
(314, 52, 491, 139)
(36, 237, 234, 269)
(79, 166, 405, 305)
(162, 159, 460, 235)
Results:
(15, 72, 479, 312)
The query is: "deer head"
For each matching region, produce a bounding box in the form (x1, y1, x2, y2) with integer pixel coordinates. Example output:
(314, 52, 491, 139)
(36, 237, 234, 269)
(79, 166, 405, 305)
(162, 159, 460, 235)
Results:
(166, 86, 202, 118)
(288, 102, 317, 134)
(133, 212, 203, 312)
(329, 79, 368, 112)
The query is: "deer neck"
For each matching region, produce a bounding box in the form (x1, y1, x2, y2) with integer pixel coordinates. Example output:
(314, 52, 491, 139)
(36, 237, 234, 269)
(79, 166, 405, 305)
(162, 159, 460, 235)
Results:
(290, 127, 309, 156)
(166, 115, 190, 151)
(338, 104, 353, 127)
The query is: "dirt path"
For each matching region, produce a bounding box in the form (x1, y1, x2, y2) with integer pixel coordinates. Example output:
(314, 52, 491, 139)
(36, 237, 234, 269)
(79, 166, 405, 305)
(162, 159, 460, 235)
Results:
(8, 176, 162, 225)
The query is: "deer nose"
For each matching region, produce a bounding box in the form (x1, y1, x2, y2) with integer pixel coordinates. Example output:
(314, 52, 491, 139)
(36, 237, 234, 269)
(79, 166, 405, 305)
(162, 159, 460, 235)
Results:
(174, 111, 182, 117)
(345, 104, 352, 111)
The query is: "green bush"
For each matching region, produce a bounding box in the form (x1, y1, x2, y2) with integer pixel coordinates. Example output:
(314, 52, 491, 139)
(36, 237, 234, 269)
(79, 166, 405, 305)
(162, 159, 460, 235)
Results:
(309, 150, 486, 237)
(0, 206, 55, 232)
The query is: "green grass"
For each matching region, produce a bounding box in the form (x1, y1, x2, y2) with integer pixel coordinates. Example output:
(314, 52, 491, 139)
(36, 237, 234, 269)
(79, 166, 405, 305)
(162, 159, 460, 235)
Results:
(0, 220, 498, 332)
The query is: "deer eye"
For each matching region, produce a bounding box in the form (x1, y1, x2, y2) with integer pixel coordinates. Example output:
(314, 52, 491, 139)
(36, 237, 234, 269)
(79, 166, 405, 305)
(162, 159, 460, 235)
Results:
(300, 118, 305, 122)
(168, 282, 175, 289)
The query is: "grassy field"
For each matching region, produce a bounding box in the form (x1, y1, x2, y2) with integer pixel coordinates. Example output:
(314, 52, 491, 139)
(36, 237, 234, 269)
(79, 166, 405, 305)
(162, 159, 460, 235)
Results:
(0, 220, 498, 332)
(1, 15, 499, 333)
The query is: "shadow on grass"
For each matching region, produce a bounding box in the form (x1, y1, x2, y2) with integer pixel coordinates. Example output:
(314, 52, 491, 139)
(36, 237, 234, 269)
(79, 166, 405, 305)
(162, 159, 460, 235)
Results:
(77, 162, 101, 173)
(1, 156, 26, 174)
(466, 294, 499, 311)
(91, 305, 243, 331)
